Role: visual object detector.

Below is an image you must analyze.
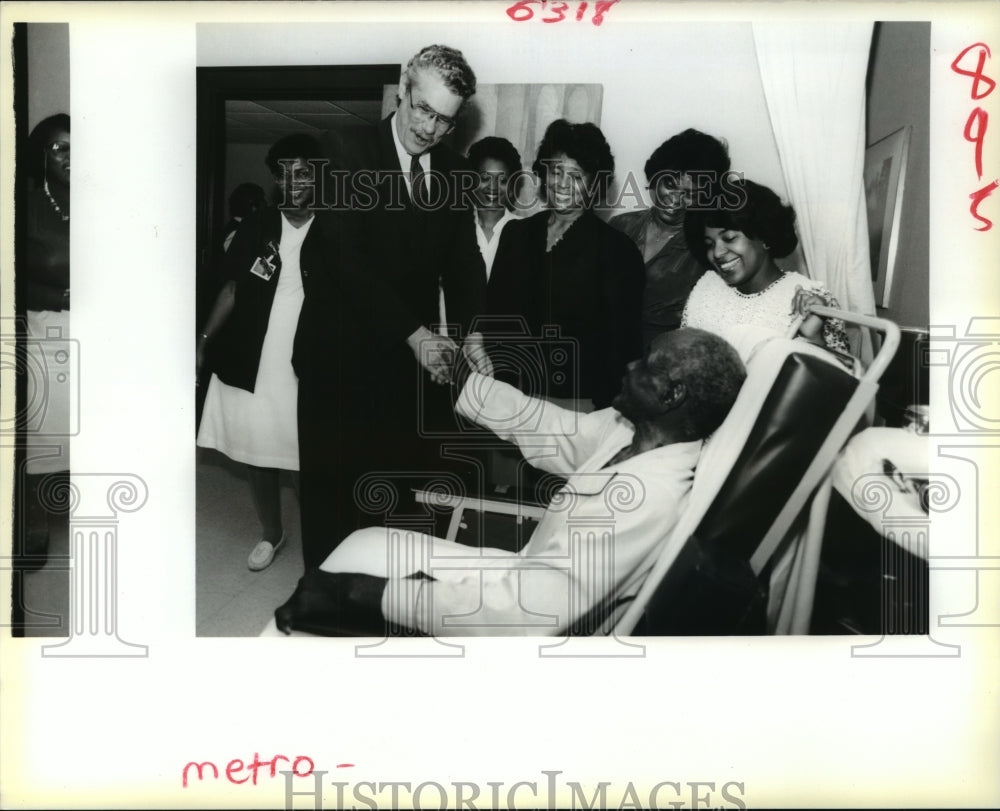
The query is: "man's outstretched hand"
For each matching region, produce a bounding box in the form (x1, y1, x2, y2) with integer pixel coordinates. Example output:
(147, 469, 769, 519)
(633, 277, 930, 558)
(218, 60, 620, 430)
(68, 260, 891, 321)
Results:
(407, 326, 458, 385)
(462, 332, 493, 376)
(451, 331, 493, 394)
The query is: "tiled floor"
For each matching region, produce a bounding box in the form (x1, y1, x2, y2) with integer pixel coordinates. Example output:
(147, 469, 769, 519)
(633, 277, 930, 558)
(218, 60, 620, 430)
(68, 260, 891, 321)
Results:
(11, 451, 303, 638)
(195, 446, 530, 636)
(17, 451, 910, 638)
(195, 447, 304, 636)
(14, 446, 532, 639)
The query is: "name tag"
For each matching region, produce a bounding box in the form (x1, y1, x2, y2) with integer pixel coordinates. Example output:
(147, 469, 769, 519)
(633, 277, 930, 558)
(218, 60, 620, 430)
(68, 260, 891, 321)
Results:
(249, 255, 278, 281)
(249, 240, 281, 281)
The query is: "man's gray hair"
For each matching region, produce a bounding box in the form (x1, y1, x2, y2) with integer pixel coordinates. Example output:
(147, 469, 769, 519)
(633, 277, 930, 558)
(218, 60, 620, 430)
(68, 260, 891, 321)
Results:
(405, 44, 477, 100)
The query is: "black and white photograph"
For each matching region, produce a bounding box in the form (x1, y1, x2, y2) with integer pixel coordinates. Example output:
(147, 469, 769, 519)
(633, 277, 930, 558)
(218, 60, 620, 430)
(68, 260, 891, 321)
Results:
(1, 2, 998, 809)
(192, 21, 934, 641)
(6, 22, 72, 637)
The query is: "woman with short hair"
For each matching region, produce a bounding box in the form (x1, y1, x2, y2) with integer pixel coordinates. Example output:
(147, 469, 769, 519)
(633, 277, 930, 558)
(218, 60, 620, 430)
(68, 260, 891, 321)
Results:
(682, 177, 849, 355)
(466, 135, 523, 280)
(610, 128, 731, 346)
(196, 133, 327, 571)
(486, 119, 645, 410)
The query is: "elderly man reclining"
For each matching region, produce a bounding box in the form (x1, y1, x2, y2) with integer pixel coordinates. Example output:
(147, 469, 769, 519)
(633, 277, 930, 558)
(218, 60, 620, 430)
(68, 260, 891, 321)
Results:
(274, 327, 745, 637)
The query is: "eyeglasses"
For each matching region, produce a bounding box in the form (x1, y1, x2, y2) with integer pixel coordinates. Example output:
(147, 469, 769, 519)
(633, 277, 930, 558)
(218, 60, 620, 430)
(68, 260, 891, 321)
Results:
(406, 86, 457, 133)
(47, 141, 70, 155)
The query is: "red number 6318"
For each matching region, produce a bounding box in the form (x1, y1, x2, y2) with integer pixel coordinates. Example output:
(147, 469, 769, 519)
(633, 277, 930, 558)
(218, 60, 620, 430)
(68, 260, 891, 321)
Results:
(506, 0, 620, 26)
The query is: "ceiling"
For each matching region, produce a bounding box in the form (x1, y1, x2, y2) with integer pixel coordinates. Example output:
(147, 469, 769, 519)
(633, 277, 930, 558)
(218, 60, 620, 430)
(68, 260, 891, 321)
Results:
(225, 99, 385, 144)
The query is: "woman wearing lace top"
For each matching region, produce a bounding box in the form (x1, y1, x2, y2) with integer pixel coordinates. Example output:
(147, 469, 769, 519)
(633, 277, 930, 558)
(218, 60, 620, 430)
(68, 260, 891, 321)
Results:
(681, 178, 849, 356)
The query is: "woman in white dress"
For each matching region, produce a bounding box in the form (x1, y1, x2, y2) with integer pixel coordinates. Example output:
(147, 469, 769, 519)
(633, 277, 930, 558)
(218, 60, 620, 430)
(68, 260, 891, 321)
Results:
(196, 134, 323, 571)
(681, 177, 849, 357)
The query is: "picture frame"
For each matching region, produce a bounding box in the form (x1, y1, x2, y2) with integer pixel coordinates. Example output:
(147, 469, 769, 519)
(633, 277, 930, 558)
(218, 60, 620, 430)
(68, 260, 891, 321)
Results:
(864, 125, 911, 308)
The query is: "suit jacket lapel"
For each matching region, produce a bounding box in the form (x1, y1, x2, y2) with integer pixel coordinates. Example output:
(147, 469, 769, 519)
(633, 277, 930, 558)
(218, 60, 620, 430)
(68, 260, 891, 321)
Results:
(378, 116, 420, 214)
(377, 116, 398, 173)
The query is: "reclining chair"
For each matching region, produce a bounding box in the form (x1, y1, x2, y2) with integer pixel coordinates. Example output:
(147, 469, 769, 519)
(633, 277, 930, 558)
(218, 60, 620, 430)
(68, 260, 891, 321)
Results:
(266, 308, 899, 638)
(608, 307, 900, 636)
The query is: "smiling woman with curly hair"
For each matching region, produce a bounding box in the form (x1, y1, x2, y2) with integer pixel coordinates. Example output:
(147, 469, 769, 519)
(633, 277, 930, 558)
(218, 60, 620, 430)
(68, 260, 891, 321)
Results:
(682, 177, 850, 357)
(486, 119, 646, 410)
(610, 128, 731, 346)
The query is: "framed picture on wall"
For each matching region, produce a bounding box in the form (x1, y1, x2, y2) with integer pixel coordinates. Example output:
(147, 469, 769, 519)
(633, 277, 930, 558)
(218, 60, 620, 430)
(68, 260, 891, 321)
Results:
(864, 125, 911, 308)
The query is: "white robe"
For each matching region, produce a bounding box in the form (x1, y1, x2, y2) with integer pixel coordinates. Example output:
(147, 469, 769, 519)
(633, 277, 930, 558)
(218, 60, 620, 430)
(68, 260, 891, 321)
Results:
(323, 372, 701, 636)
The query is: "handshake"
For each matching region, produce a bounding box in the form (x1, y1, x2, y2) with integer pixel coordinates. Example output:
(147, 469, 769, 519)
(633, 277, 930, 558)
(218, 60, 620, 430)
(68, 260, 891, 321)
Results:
(406, 327, 494, 388)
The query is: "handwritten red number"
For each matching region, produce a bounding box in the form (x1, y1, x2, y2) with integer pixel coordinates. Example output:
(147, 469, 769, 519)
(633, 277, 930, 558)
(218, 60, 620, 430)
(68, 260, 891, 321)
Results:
(507, 0, 537, 22)
(953, 43, 997, 231)
(964, 107, 989, 179)
(970, 179, 999, 231)
(951, 42, 997, 100)
(542, 1, 569, 22)
(592, 0, 619, 25)
(508, 0, 613, 25)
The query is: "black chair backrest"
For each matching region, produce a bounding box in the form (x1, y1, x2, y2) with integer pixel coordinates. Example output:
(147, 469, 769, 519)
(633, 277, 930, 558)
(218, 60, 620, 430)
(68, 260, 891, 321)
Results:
(876, 328, 929, 426)
(639, 351, 858, 635)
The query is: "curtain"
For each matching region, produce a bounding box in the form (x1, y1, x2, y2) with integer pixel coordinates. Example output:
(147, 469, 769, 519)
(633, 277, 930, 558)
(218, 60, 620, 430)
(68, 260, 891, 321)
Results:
(753, 23, 876, 359)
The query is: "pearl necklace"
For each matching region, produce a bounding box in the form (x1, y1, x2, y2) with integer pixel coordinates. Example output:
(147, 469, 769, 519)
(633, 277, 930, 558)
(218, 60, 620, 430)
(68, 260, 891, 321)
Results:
(733, 272, 785, 298)
(43, 179, 69, 222)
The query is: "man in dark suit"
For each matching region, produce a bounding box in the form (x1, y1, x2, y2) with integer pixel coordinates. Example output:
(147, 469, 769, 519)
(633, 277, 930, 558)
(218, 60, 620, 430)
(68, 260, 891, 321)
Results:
(296, 44, 491, 569)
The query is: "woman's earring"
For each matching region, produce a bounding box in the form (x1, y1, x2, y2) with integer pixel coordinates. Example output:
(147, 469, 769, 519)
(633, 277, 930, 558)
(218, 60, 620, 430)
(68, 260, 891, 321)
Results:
(762, 242, 771, 251)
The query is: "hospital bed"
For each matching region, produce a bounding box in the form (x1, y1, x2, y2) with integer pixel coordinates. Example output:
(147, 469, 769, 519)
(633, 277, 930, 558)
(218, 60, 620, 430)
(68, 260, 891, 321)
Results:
(265, 308, 900, 637)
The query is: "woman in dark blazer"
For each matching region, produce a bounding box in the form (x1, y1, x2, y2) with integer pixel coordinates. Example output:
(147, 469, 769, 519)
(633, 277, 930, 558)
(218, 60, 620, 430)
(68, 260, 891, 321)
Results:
(487, 119, 645, 410)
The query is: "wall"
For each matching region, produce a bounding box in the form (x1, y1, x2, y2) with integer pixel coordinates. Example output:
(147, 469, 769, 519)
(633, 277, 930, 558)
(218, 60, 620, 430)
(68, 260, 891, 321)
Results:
(866, 22, 931, 329)
(225, 143, 272, 214)
(27, 23, 70, 130)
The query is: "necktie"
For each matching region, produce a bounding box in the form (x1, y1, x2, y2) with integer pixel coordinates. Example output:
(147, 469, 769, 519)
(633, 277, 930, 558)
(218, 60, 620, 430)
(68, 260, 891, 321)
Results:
(410, 154, 429, 209)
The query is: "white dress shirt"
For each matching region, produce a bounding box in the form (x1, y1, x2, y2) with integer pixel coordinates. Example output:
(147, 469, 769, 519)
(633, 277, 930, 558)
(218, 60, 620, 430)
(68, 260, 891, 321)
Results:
(474, 208, 518, 281)
(389, 112, 430, 201)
